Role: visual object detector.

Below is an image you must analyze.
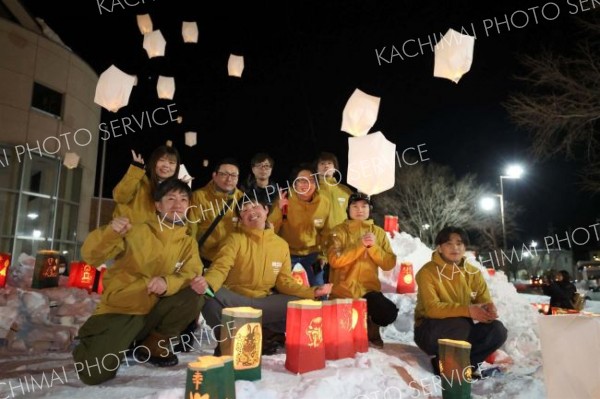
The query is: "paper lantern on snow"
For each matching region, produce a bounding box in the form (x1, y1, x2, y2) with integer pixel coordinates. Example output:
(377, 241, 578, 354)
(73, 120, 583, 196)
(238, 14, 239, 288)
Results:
(136, 14, 152, 34)
(220, 355, 236, 399)
(285, 299, 325, 374)
(347, 131, 396, 196)
(185, 356, 223, 399)
(396, 261, 416, 294)
(182, 21, 198, 43)
(291, 263, 309, 287)
(487, 268, 496, 277)
(322, 299, 355, 360)
(434, 28, 475, 84)
(94, 65, 136, 113)
(143, 30, 166, 58)
(63, 152, 80, 169)
(185, 132, 197, 147)
(0, 253, 11, 288)
(219, 307, 262, 381)
(32, 250, 62, 289)
(228, 54, 244, 77)
(351, 298, 368, 353)
(156, 76, 175, 100)
(341, 88, 381, 137)
(438, 339, 472, 398)
(67, 261, 96, 292)
(384, 215, 399, 234)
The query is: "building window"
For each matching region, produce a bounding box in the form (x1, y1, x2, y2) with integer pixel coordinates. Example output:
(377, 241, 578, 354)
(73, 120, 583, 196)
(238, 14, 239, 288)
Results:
(31, 82, 63, 119)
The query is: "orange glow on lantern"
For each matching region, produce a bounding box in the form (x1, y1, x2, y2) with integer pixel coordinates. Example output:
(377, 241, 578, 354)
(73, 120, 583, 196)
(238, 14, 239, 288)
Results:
(285, 300, 325, 374)
(68, 261, 96, 292)
(322, 299, 355, 360)
(291, 264, 309, 287)
(487, 268, 496, 277)
(396, 262, 416, 294)
(0, 253, 10, 288)
(351, 298, 368, 353)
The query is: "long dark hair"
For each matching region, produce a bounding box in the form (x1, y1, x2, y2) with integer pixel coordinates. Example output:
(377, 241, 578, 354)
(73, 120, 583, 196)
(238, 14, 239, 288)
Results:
(147, 145, 181, 194)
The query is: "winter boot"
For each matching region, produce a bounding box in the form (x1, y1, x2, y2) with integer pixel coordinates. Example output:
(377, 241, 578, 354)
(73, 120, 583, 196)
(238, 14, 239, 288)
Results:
(137, 331, 179, 367)
(367, 317, 384, 348)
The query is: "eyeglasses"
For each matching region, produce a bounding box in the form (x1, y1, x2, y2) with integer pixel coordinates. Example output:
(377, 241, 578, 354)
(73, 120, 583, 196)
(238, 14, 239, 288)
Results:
(253, 163, 272, 169)
(217, 171, 239, 179)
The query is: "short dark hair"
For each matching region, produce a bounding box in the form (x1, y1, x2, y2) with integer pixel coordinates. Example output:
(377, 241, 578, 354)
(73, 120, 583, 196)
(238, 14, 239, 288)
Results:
(289, 162, 315, 184)
(250, 153, 274, 168)
(434, 226, 470, 246)
(147, 145, 181, 192)
(235, 193, 272, 217)
(213, 158, 240, 173)
(153, 179, 191, 201)
(557, 270, 571, 281)
(316, 152, 339, 170)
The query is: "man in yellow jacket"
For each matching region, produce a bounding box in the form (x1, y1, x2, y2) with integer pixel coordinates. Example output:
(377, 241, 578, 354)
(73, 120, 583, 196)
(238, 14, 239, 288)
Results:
(413, 226, 507, 376)
(327, 192, 398, 348)
(191, 196, 331, 354)
(315, 151, 353, 229)
(73, 179, 206, 385)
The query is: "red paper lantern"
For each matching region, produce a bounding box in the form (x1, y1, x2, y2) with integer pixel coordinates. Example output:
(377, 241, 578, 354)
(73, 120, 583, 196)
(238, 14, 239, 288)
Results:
(322, 299, 355, 360)
(487, 268, 496, 277)
(351, 298, 368, 353)
(68, 261, 105, 293)
(396, 261, 416, 294)
(291, 264, 309, 287)
(285, 300, 325, 374)
(0, 252, 11, 288)
(384, 215, 399, 234)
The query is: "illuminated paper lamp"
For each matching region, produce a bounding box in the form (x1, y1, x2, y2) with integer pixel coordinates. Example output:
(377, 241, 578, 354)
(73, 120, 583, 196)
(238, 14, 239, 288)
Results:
(285, 299, 325, 374)
(0, 253, 10, 288)
(291, 263, 309, 287)
(347, 131, 396, 196)
(351, 298, 368, 353)
(63, 152, 80, 169)
(433, 28, 475, 84)
(176, 116, 183, 124)
(179, 163, 194, 188)
(185, 132, 197, 147)
(143, 30, 166, 58)
(487, 268, 496, 277)
(156, 76, 175, 100)
(228, 54, 244, 77)
(438, 339, 472, 399)
(67, 261, 96, 292)
(219, 307, 262, 381)
(94, 65, 137, 113)
(396, 261, 416, 294)
(32, 250, 62, 289)
(182, 21, 198, 43)
(322, 299, 355, 360)
(341, 88, 381, 137)
(136, 14, 152, 34)
(185, 356, 223, 399)
(202, 159, 209, 167)
(383, 215, 398, 234)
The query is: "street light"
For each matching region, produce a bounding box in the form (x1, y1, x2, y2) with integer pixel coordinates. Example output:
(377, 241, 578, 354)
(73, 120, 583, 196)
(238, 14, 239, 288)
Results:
(499, 164, 524, 250)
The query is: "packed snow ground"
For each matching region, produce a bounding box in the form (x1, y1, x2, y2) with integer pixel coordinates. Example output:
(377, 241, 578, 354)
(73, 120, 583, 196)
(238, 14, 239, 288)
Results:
(1, 232, 597, 399)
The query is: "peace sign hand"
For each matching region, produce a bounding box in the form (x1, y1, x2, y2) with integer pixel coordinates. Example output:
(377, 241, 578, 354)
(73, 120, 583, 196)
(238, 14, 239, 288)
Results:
(131, 150, 144, 165)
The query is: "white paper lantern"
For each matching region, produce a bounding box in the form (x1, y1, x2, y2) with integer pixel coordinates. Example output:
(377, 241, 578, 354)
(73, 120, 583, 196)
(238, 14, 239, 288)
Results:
(94, 64, 137, 113)
(347, 131, 396, 196)
(176, 116, 183, 124)
(341, 88, 381, 137)
(433, 28, 475, 84)
(228, 54, 244, 77)
(185, 131, 197, 147)
(63, 152, 80, 169)
(157, 76, 175, 100)
(182, 21, 198, 43)
(203, 159, 209, 167)
(136, 14, 153, 35)
(143, 30, 166, 58)
(178, 164, 194, 188)
(166, 140, 173, 147)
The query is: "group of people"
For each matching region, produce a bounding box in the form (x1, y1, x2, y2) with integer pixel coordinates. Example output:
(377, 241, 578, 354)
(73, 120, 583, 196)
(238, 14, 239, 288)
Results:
(73, 144, 508, 385)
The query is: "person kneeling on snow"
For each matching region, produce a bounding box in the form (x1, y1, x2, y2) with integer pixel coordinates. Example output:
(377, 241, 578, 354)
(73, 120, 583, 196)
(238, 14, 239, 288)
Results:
(190, 196, 332, 355)
(413, 226, 507, 377)
(326, 192, 398, 348)
(73, 179, 206, 385)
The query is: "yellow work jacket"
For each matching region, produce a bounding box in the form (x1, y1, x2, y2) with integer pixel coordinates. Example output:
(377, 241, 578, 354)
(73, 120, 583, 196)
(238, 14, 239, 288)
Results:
(204, 225, 315, 299)
(81, 219, 203, 315)
(318, 176, 352, 229)
(327, 219, 396, 298)
(112, 164, 155, 223)
(414, 251, 492, 325)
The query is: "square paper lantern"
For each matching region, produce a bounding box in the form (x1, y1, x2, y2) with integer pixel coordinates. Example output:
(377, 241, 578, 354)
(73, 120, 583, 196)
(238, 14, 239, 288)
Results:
(219, 307, 262, 381)
(341, 88, 381, 137)
(285, 299, 325, 374)
(434, 28, 475, 84)
(156, 76, 175, 100)
(291, 263, 309, 287)
(185, 356, 224, 399)
(185, 132, 197, 147)
(32, 250, 62, 289)
(63, 152, 80, 169)
(136, 14, 153, 34)
(143, 30, 166, 58)
(228, 54, 244, 77)
(347, 131, 396, 196)
(67, 261, 96, 292)
(438, 339, 472, 398)
(94, 65, 137, 113)
(351, 298, 368, 353)
(182, 21, 198, 43)
(322, 299, 355, 360)
(396, 261, 415, 294)
(0, 253, 11, 288)
(384, 215, 398, 234)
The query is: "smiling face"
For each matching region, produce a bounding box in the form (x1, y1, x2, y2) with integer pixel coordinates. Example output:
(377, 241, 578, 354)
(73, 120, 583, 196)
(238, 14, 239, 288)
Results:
(155, 189, 190, 222)
(239, 201, 269, 229)
(293, 169, 317, 201)
(438, 233, 466, 264)
(155, 155, 178, 180)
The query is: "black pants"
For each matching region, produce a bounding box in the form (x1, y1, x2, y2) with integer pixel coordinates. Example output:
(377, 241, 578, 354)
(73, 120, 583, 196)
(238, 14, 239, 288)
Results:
(363, 291, 399, 326)
(414, 317, 508, 367)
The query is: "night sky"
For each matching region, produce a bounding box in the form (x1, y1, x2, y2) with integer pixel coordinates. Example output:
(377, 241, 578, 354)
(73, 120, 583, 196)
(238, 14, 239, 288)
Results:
(20, 0, 600, 246)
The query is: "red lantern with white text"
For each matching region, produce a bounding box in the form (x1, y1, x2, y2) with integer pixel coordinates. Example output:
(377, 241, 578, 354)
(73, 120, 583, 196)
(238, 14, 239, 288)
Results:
(285, 300, 325, 374)
(396, 261, 416, 294)
(352, 298, 368, 353)
(322, 299, 355, 360)
(0, 253, 10, 288)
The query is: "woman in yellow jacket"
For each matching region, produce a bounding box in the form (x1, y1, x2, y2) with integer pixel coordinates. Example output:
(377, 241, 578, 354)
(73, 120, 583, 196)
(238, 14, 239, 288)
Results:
(112, 145, 181, 223)
(327, 192, 398, 348)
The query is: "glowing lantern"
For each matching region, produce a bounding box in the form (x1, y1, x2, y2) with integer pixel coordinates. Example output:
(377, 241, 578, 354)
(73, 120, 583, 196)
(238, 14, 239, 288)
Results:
(185, 356, 224, 399)
(219, 307, 262, 381)
(0, 253, 11, 288)
(384, 215, 399, 234)
(182, 21, 198, 43)
(94, 65, 137, 113)
(202, 159, 209, 167)
(341, 88, 381, 137)
(63, 152, 80, 169)
(487, 268, 496, 277)
(143, 30, 166, 58)
(291, 263, 309, 287)
(220, 355, 236, 399)
(396, 262, 416, 294)
(185, 132, 197, 147)
(438, 339, 472, 398)
(551, 307, 580, 315)
(322, 299, 355, 360)
(93, 265, 106, 294)
(67, 261, 96, 292)
(433, 28, 475, 84)
(285, 299, 325, 374)
(156, 76, 175, 100)
(351, 298, 368, 353)
(32, 250, 63, 289)
(136, 14, 152, 34)
(347, 131, 396, 196)
(228, 54, 244, 77)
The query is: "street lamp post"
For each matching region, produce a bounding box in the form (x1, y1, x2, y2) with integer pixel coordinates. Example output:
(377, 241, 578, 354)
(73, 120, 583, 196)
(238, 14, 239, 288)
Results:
(498, 165, 524, 250)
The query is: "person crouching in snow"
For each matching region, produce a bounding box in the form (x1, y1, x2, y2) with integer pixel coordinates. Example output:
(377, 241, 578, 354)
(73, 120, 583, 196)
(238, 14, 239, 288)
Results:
(326, 192, 398, 348)
(413, 226, 507, 376)
(73, 179, 206, 385)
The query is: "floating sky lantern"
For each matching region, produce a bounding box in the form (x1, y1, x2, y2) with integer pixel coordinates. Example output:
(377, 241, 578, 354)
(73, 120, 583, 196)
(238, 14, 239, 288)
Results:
(433, 28, 475, 84)
(182, 21, 198, 43)
(94, 65, 136, 113)
(143, 30, 166, 58)
(156, 76, 175, 100)
(136, 14, 152, 34)
(185, 132, 197, 147)
(347, 131, 396, 196)
(341, 88, 381, 137)
(228, 54, 244, 77)
(63, 152, 80, 169)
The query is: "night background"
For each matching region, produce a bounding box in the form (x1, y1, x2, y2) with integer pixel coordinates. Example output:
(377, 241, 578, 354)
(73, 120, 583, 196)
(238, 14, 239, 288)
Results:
(20, 0, 600, 248)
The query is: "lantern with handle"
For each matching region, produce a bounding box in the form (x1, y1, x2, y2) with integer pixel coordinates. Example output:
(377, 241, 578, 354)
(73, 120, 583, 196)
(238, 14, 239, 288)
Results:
(285, 299, 325, 374)
(219, 307, 262, 381)
(0, 252, 10, 288)
(351, 298, 368, 353)
(396, 261, 416, 294)
(322, 298, 355, 360)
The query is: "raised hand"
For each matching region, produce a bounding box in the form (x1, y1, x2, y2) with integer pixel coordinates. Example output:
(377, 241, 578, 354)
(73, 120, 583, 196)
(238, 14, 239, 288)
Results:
(131, 149, 144, 165)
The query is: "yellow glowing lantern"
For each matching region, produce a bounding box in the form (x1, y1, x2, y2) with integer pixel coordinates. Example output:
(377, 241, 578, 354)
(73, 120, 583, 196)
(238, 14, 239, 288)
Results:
(182, 21, 198, 43)
(228, 54, 244, 77)
(63, 152, 80, 169)
(136, 14, 152, 34)
(185, 356, 224, 399)
(220, 307, 262, 381)
(143, 30, 166, 58)
(156, 76, 175, 100)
